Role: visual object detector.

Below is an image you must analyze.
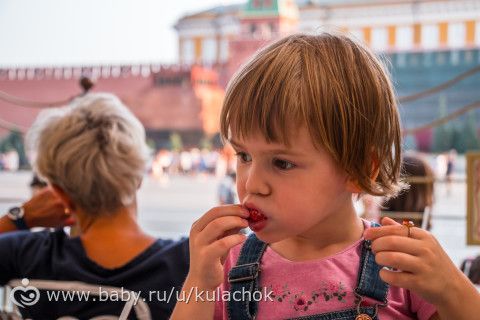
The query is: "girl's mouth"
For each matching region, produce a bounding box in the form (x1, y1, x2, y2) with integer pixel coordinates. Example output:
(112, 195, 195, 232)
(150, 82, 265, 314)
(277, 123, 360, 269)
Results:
(247, 208, 268, 232)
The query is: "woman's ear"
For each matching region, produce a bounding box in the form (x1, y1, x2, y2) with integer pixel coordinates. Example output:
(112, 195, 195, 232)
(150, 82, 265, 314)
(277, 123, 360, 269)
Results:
(51, 184, 75, 210)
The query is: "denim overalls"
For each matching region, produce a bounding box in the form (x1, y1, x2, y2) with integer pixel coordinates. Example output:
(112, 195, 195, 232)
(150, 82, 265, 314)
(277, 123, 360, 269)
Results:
(227, 222, 389, 320)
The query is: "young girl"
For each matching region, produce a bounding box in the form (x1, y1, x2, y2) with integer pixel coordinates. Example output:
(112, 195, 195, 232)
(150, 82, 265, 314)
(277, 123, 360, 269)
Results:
(171, 33, 480, 319)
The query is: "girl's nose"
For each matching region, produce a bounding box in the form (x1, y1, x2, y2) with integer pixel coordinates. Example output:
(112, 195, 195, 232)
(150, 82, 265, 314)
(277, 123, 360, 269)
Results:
(244, 164, 271, 196)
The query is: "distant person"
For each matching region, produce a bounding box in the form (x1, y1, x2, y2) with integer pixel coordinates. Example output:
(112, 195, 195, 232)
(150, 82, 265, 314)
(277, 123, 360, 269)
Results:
(460, 160, 480, 286)
(475, 159, 480, 237)
(217, 171, 237, 205)
(180, 150, 193, 175)
(382, 154, 435, 230)
(461, 255, 480, 286)
(2, 149, 19, 171)
(151, 150, 170, 186)
(0, 93, 189, 319)
(0, 153, 4, 170)
(171, 33, 480, 319)
(445, 149, 457, 196)
(215, 145, 236, 178)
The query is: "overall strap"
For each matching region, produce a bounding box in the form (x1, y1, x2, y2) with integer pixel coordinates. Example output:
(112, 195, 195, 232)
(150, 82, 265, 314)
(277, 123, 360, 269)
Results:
(227, 233, 267, 320)
(355, 222, 389, 313)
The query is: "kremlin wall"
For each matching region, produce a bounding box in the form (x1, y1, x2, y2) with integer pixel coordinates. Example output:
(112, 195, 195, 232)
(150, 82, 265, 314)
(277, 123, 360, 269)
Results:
(0, 65, 224, 148)
(1, 0, 480, 151)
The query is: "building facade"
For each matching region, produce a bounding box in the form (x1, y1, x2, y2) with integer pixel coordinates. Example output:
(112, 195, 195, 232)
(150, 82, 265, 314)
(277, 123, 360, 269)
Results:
(1, 0, 479, 151)
(0, 65, 224, 148)
(175, 0, 480, 151)
(175, 0, 480, 65)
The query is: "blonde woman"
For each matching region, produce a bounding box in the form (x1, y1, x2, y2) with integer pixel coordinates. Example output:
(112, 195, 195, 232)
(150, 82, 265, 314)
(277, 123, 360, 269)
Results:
(0, 93, 189, 319)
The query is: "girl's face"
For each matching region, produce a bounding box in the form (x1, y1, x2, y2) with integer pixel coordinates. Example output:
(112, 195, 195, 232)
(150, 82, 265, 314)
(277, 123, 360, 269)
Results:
(231, 127, 357, 244)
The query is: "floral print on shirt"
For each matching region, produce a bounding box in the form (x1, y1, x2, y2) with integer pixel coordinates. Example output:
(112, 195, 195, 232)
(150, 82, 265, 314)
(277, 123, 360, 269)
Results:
(265, 280, 349, 313)
(318, 280, 348, 303)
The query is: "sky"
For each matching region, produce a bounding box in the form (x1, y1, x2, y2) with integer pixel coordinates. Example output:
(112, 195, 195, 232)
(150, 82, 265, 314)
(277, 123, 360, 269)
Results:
(0, 0, 241, 67)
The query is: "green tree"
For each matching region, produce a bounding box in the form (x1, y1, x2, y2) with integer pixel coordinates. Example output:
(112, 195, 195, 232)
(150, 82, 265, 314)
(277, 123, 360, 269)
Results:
(432, 124, 453, 153)
(432, 94, 453, 152)
(146, 138, 156, 151)
(200, 135, 212, 150)
(169, 132, 183, 151)
(451, 124, 465, 153)
(0, 130, 29, 168)
(454, 112, 480, 153)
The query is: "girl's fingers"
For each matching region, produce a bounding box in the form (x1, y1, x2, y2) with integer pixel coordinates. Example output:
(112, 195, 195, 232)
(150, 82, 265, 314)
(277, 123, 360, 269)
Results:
(222, 227, 247, 238)
(207, 233, 247, 262)
(378, 267, 416, 290)
(196, 216, 248, 245)
(364, 224, 426, 241)
(191, 205, 249, 234)
(375, 251, 422, 273)
(371, 236, 423, 256)
(380, 216, 401, 226)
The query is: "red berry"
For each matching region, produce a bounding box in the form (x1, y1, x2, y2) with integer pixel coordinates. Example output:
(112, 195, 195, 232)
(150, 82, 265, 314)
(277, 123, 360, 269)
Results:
(248, 209, 263, 222)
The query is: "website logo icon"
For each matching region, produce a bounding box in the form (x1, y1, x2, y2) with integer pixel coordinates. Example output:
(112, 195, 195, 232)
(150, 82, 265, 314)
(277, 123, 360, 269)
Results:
(10, 278, 40, 308)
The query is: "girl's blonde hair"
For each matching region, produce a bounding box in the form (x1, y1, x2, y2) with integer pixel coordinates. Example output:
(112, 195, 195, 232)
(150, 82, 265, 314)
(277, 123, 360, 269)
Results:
(221, 33, 402, 197)
(27, 93, 149, 215)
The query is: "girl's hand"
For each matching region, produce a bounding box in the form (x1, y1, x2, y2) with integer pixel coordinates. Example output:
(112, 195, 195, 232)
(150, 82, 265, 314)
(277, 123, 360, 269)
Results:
(186, 205, 249, 291)
(363, 217, 465, 306)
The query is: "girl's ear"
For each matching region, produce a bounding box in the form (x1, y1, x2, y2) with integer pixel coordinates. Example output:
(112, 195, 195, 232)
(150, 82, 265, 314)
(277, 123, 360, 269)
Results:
(346, 153, 380, 193)
(346, 178, 362, 193)
(370, 152, 380, 182)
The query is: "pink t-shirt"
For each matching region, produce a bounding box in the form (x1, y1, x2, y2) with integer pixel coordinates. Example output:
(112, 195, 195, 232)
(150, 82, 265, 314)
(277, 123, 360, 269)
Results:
(214, 223, 437, 320)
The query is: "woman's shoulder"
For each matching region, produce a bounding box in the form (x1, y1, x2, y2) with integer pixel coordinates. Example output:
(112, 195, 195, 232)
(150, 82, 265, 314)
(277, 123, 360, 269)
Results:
(75, 236, 190, 275)
(5, 229, 89, 267)
(0, 229, 76, 285)
(0, 228, 71, 251)
(127, 236, 190, 272)
(154, 236, 189, 254)
(142, 236, 190, 266)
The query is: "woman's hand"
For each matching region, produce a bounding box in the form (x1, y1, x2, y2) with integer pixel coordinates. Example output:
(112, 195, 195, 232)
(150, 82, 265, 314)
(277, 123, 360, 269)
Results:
(23, 188, 75, 228)
(364, 217, 480, 319)
(186, 205, 249, 291)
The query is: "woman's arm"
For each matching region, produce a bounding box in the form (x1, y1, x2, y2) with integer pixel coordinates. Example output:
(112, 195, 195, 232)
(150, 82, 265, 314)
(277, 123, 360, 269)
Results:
(0, 188, 74, 233)
(0, 215, 18, 232)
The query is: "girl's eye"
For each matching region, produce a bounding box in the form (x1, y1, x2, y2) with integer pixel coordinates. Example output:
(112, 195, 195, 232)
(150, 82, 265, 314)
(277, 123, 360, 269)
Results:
(235, 152, 252, 163)
(273, 158, 296, 170)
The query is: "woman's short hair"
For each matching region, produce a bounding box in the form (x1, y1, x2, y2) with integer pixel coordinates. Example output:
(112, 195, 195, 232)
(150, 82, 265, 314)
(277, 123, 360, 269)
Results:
(220, 33, 402, 197)
(27, 93, 149, 215)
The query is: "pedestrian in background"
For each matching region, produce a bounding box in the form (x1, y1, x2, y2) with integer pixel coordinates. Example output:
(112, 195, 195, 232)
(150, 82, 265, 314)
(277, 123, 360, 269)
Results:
(382, 154, 435, 230)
